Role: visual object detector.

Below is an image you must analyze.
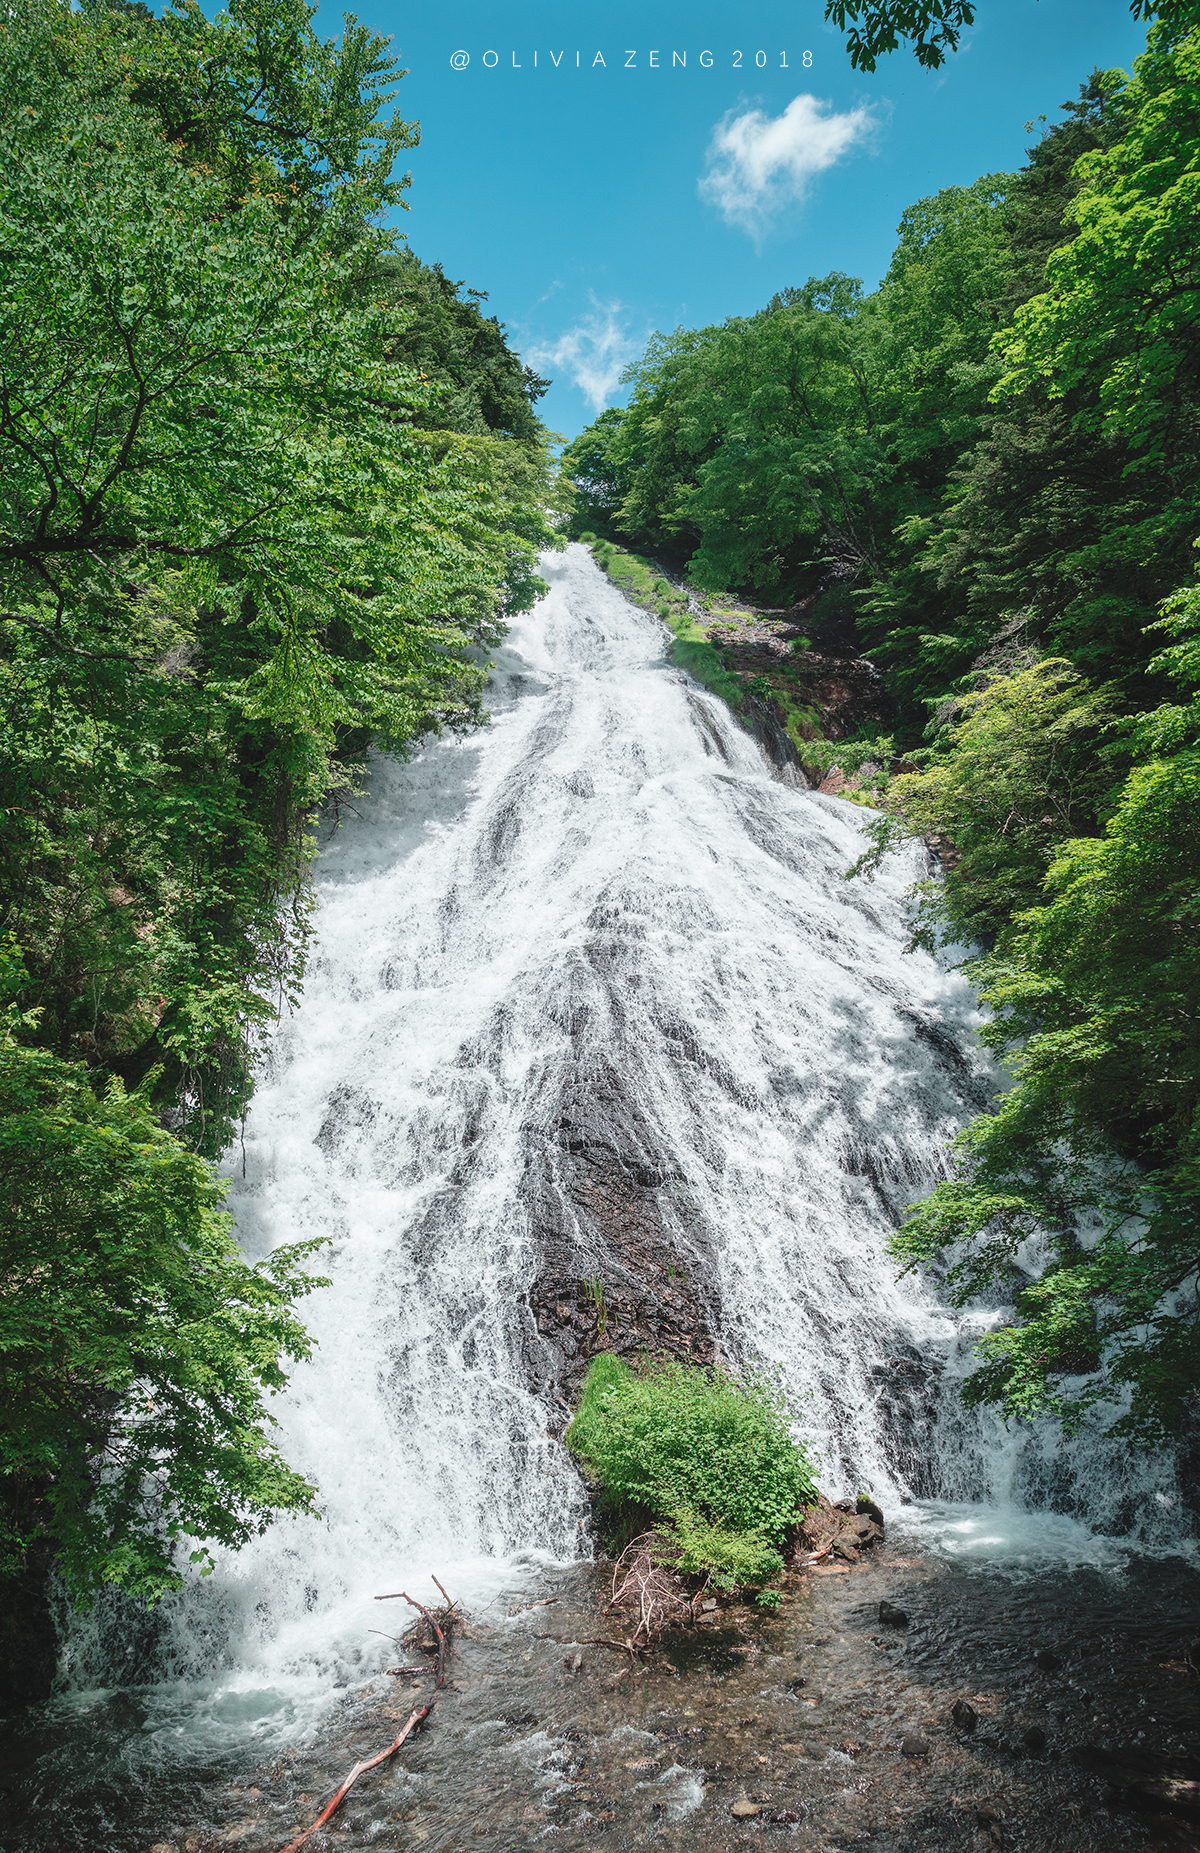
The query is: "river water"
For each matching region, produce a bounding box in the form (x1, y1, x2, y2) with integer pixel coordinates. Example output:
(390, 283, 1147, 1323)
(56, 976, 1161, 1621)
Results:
(3, 545, 1196, 1852)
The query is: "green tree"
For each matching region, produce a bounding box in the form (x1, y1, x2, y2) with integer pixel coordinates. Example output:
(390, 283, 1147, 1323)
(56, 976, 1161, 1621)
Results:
(378, 250, 550, 440)
(825, 0, 1197, 72)
(0, 0, 561, 1616)
(0, 0, 557, 1149)
(0, 988, 326, 1601)
(891, 663, 1200, 1441)
(999, 24, 1200, 452)
(850, 660, 1115, 946)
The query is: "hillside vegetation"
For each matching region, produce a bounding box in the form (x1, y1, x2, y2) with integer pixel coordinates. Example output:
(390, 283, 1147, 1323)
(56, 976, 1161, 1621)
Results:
(563, 26, 1200, 1445)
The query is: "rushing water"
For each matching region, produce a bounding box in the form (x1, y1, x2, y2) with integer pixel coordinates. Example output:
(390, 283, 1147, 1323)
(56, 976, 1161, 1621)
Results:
(6, 545, 1196, 1850)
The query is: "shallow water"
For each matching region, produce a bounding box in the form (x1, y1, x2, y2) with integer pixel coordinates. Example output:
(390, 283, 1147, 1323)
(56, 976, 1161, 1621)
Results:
(3, 546, 1196, 1851)
(6, 1523, 1198, 1853)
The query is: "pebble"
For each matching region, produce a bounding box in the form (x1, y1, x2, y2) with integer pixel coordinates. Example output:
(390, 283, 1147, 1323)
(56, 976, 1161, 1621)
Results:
(901, 1734, 931, 1758)
(730, 1799, 762, 1818)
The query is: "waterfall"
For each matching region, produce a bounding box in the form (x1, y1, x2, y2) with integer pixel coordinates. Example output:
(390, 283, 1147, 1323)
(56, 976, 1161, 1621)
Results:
(63, 541, 1186, 1722)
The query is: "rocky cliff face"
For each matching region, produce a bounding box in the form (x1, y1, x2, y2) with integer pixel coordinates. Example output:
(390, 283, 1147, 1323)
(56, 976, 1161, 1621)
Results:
(522, 1059, 721, 1429)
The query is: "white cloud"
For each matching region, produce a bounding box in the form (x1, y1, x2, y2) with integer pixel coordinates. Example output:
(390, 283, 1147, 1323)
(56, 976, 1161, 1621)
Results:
(525, 299, 645, 412)
(699, 92, 877, 238)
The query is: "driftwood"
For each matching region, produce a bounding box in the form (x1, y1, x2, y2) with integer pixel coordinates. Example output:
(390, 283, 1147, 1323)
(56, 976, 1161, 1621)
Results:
(376, 1588, 450, 1687)
(539, 1632, 650, 1660)
(275, 1706, 429, 1853)
(604, 1531, 694, 1643)
(273, 1578, 454, 1853)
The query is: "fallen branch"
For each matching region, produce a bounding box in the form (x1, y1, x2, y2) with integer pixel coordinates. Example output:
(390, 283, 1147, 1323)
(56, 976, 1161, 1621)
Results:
(507, 1595, 559, 1617)
(603, 1531, 692, 1642)
(275, 1705, 430, 1853)
(537, 1633, 649, 1660)
(375, 1588, 448, 1689)
(431, 1575, 460, 1616)
(273, 1579, 456, 1853)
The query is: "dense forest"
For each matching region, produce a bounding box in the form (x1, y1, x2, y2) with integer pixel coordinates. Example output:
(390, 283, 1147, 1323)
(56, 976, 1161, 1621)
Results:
(563, 22, 1200, 1451)
(0, 0, 559, 1632)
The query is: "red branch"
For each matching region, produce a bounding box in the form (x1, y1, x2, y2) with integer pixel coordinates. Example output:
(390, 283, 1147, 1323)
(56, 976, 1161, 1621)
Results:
(272, 1579, 455, 1853)
(275, 1705, 429, 1853)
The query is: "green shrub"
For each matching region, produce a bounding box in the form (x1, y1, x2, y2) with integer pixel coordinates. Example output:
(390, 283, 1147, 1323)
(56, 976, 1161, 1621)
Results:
(565, 1354, 814, 1589)
(665, 1508, 784, 1591)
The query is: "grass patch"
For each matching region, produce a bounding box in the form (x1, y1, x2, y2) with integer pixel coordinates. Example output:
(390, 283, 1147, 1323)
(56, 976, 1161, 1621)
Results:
(670, 637, 746, 710)
(578, 538, 741, 703)
(566, 1353, 816, 1596)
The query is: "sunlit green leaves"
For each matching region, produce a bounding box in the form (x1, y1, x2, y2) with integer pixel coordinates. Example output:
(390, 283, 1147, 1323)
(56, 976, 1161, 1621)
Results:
(0, 1010, 328, 1600)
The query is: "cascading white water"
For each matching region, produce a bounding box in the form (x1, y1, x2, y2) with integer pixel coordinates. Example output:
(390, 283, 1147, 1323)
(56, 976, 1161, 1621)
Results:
(74, 543, 1185, 1723)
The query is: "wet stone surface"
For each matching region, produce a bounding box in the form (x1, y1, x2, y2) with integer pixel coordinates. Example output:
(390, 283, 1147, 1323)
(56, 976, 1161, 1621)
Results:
(5, 1540, 1198, 1853)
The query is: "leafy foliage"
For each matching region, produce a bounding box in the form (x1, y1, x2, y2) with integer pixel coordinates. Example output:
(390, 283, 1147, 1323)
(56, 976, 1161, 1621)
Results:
(0, 990, 326, 1601)
(825, 0, 1200, 70)
(892, 712, 1200, 1443)
(824, 1, 978, 73)
(1, 0, 558, 1153)
(565, 1354, 815, 1589)
(849, 661, 1116, 946)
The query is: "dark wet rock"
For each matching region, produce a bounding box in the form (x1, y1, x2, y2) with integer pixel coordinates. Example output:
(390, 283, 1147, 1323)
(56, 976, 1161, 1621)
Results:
(879, 1601, 909, 1628)
(526, 1075, 721, 1415)
(0, 1544, 57, 1707)
(1023, 1725, 1047, 1755)
(764, 1808, 805, 1826)
(951, 1699, 978, 1733)
(902, 1734, 931, 1759)
(1033, 1649, 1062, 1674)
(1072, 1745, 1200, 1818)
(798, 1494, 882, 1563)
(856, 1495, 886, 1530)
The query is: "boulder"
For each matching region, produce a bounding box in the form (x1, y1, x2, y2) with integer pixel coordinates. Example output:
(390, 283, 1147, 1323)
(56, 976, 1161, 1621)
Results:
(951, 1700, 978, 1733)
(902, 1735, 931, 1759)
(1033, 1649, 1062, 1674)
(879, 1600, 909, 1628)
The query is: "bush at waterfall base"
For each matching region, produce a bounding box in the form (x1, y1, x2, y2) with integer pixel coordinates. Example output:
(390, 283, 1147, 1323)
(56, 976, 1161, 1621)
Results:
(565, 1354, 815, 1590)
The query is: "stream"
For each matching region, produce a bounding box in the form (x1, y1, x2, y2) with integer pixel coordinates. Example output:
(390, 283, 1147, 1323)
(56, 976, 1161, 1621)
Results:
(2, 544, 1196, 1852)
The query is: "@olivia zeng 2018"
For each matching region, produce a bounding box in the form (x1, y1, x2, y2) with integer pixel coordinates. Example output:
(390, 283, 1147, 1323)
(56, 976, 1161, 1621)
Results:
(447, 48, 815, 70)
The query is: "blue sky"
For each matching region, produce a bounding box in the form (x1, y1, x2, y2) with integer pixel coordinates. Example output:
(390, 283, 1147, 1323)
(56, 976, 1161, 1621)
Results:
(318, 0, 1150, 439)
